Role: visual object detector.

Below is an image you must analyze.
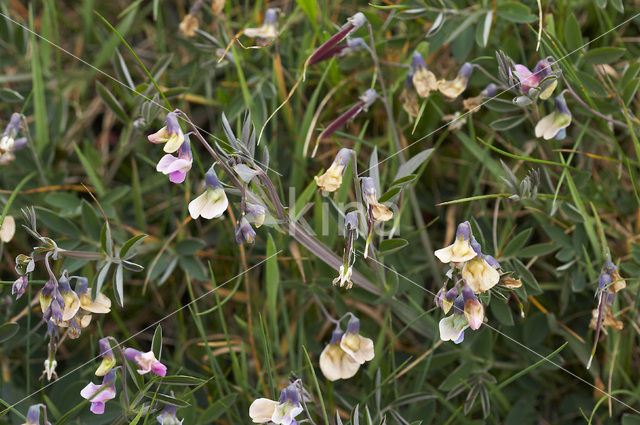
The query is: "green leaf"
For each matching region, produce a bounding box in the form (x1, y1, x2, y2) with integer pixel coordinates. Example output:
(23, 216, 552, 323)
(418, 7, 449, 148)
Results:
(114, 263, 124, 306)
(29, 6, 49, 153)
(563, 13, 582, 53)
(295, 0, 318, 30)
(175, 238, 206, 256)
(574, 70, 608, 98)
(490, 299, 514, 326)
(145, 392, 190, 407)
(501, 228, 533, 258)
(266, 234, 279, 344)
(394, 148, 434, 181)
(378, 238, 409, 255)
(96, 82, 129, 124)
(178, 256, 206, 281)
(378, 187, 401, 203)
(517, 243, 558, 258)
(512, 259, 541, 294)
(120, 234, 147, 259)
(44, 192, 82, 212)
(0, 88, 24, 102)
(622, 78, 640, 105)
(0, 322, 19, 343)
(476, 11, 492, 48)
(127, 407, 144, 425)
(622, 415, 640, 425)
(34, 207, 81, 237)
(152, 325, 163, 360)
(582, 47, 625, 65)
(93, 261, 112, 298)
(81, 201, 102, 240)
(73, 143, 106, 196)
(489, 115, 527, 131)
(497, 2, 536, 23)
(159, 375, 206, 386)
(198, 393, 238, 422)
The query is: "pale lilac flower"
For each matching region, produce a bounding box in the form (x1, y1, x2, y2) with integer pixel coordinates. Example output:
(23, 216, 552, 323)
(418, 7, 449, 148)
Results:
(12, 275, 28, 299)
(156, 136, 193, 183)
(22, 404, 49, 425)
(319, 327, 361, 381)
(462, 285, 484, 330)
(535, 93, 572, 140)
(157, 404, 183, 425)
(148, 112, 185, 154)
(235, 217, 256, 244)
(124, 348, 167, 376)
(245, 203, 266, 227)
(80, 370, 117, 414)
(0, 113, 27, 165)
(315, 148, 352, 192)
(188, 167, 229, 219)
(514, 58, 557, 100)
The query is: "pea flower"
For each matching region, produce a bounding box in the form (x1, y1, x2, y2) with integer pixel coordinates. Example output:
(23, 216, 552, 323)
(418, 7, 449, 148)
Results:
(0, 215, 15, 242)
(156, 136, 193, 183)
(245, 203, 266, 227)
(463, 83, 498, 111)
(80, 369, 117, 414)
(95, 337, 116, 376)
(244, 8, 279, 42)
(439, 309, 469, 344)
(188, 167, 229, 219)
(435, 286, 458, 314)
(235, 217, 256, 244)
(75, 278, 112, 314)
(462, 285, 484, 330)
(461, 256, 500, 293)
(361, 177, 392, 222)
(514, 58, 557, 100)
(339, 316, 375, 364)
(56, 271, 81, 321)
(307, 37, 366, 65)
(315, 148, 352, 192)
(434, 221, 477, 264)
(307, 12, 366, 65)
(437, 63, 474, 99)
(12, 276, 28, 299)
(22, 404, 49, 425)
(157, 404, 183, 425)
(249, 383, 303, 425)
(534, 93, 572, 140)
(124, 347, 167, 376)
(319, 327, 361, 381)
(0, 113, 27, 165)
(411, 51, 438, 98)
(318, 89, 378, 141)
(148, 112, 185, 154)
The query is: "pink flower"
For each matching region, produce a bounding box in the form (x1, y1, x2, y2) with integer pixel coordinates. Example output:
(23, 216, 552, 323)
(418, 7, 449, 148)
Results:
(80, 370, 117, 414)
(124, 348, 167, 377)
(156, 137, 193, 183)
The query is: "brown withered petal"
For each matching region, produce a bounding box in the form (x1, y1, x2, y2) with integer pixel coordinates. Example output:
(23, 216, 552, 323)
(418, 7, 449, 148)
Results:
(610, 270, 626, 293)
(412, 68, 438, 98)
(179, 14, 199, 37)
(501, 276, 523, 289)
(463, 95, 483, 112)
(211, 0, 225, 14)
(589, 306, 623, 333)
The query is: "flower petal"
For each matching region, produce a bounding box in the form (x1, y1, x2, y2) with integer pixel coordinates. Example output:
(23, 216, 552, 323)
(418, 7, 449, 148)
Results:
(249, 398, 279, 423)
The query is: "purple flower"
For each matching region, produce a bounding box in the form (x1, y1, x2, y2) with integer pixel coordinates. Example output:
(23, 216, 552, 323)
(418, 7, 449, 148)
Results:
(318, 89, 377, 141)
(125, 348, 167, 376)
(156, 136, 193, 183)
(235, 217, 256, 244)
(12, 275, 28, 299)
(245, 203, 266, 227)
(80, 370, 117, 414)
(22, 404, 48, 425)
(157, 404, 183, 425)
(308, 13, 366, 65)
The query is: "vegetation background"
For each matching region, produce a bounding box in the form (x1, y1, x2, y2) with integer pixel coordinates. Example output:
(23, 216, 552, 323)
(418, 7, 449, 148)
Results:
(1, 0, 640, 424)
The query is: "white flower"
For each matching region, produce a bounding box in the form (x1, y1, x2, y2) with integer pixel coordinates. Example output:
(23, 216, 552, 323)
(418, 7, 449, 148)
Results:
(319, 329, 361, 381)
(434, 221, 477, 264)
(249, 383, 302, 425)
(461, 257, 500, 293)
(0, 215, 15, 242)
(339, 317, 375, 365)
(188, 167, 228, 219)
(439, 314, 469, 344)
(534, 93, 572, 140)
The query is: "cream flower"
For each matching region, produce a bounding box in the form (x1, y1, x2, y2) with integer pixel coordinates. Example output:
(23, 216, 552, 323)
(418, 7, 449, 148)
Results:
(361, 177, 393, 222)
(437, 63, 473, 99)
(534, 93, 571, 140)
(315, 148, 352, 192)
(249, 383, 302, 425)
(411, 51, 438, 98)
(434, 221, 477, 264)
(339, 317, 374, 365)
(462, 257, 500, 293)
(319, 328, 361, 381)
(0, 215, 15, 242)
(249, 399, 279, 423)
(80, 291, 112, 314)
(189, 167, 229, 219)
(148, 112, 185, 154)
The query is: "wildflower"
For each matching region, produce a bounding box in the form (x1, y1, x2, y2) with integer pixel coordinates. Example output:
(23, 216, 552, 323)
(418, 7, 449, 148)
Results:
(12, 276, 28, 299)
(438, 62, 473, 99)
(156, 136, 193, 183)
(56, 271, 81, 321)
(80, 370, 117, 414)
(0, 215, 15, 242)
(211, 0, 225, 15)
(157, 405, 183, 425)
(411, 51, 438, 98)
(461, 256, 500, 293)
(361, 177, 393, 222)
(22, 404, 49, 425)
(400, 71, 419, 117)
(124, 347, 167, 376)
(245, 203, 266, 227)
(308, 12, 367, 65)
(314, 148, 352, 192)
(514, 58, 557, 100)
(318, 89, 378, 141)
(436, 287, 457, 314)
(244, 8, 279, 42)
(235, 217, 256, 244)
(535, 92, 571, 140)
(95, 338, 116, 376)
(15, 254, 35, 276)
(439, 311, 469, 344)
(179, 13, 198, 37)
(249, 383, 303, 425)
(332, 264, 353, 289)
(188, 167, 229, 219)
(0, 113, 27, 165)
(43, 358, 57, 381)
(319, 327, 361, 381)
(463, 83, 498, 111)
(340, 316, 374, 364)
(462, 285, 484, 330)
(148, 112, 185, 154)
(75, 279, 111, 314)
(434, 221, 477, 264)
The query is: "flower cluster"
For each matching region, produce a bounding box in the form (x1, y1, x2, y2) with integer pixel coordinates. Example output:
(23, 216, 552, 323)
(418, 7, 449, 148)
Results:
(0, 113, 28, 165)
(319, 315, 374, 381)
(434, 222, 505, 343)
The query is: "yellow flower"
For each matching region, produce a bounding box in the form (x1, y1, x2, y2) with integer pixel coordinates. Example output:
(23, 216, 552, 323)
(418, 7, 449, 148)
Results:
(434, 221, 477, 264)
(315, 148, 351, 192)
(361, 177, 393, 222)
